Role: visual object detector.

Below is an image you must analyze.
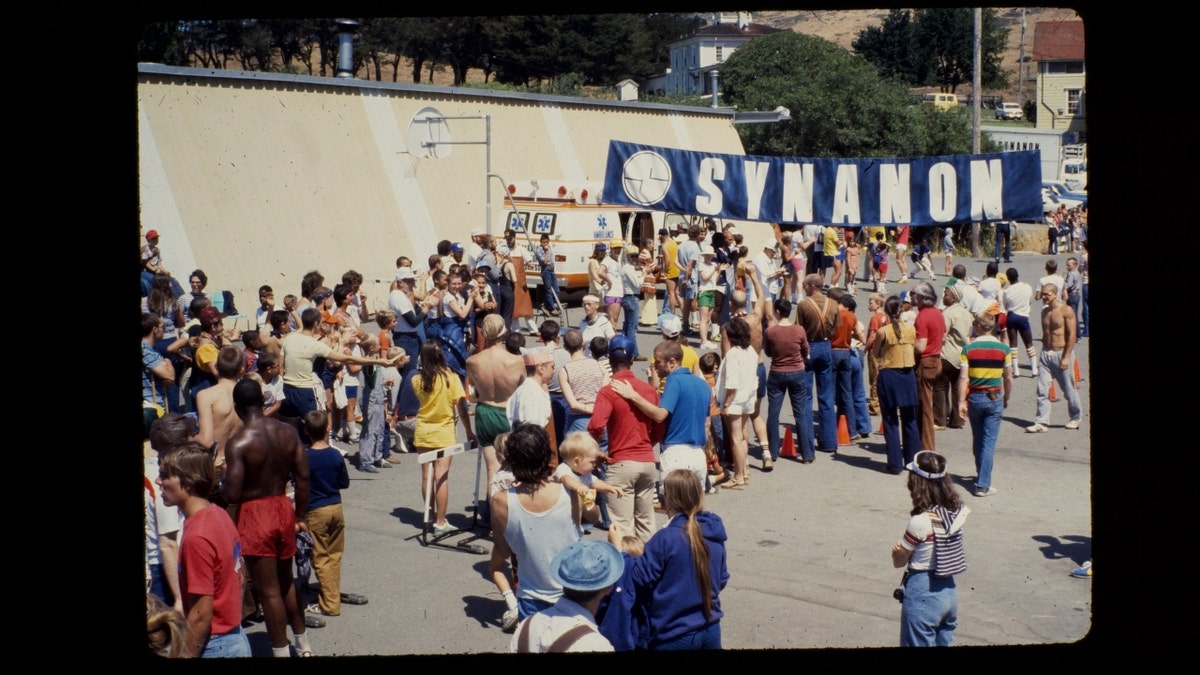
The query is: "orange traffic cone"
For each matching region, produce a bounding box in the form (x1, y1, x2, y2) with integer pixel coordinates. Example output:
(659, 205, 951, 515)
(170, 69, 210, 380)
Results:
(1073, 357, 1083, 387)
(837, 414, 852, 445)
(780, 426, 797, 458)
(878, 418, 885, 435)
(1049, 380, 1058, 402)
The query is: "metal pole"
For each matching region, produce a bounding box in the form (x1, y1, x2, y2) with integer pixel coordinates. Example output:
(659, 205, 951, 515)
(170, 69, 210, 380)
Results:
(970, 8, 982, 257)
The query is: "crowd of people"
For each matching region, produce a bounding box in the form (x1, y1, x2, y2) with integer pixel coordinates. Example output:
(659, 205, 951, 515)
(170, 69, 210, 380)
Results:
(142, 213, 1089, 654)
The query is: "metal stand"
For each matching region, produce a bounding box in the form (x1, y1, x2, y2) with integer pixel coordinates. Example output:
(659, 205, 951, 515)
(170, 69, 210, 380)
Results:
(411, 442, 488, 554)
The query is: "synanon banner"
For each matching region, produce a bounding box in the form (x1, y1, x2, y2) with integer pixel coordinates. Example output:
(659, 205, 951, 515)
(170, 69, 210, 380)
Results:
(602, 140, 1043, 226)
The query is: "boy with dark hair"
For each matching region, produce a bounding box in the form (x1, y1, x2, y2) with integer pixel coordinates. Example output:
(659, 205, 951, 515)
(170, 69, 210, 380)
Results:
(256, 285, 274, 331)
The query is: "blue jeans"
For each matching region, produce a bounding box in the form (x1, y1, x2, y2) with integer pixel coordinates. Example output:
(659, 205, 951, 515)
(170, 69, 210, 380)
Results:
(967, 391, 1003, 490)
(805, 341, 838, 450)
(202, 625, 252, 658)
(651, 621, 722, 650)
(1066, 292, 1082, 338)
(831, 349, 857, 438)
(850, 348, 872, 437)
(994, 222, 1011, 261)
(899, 571, 957, 647)
(541, 268, 560, 310)
(1080, 284, 1089, 337)
(621, 295, 640, 356)
(767, 369, 811, 461)
(550, 392, 569, 447)
(392, 332, 420, 383)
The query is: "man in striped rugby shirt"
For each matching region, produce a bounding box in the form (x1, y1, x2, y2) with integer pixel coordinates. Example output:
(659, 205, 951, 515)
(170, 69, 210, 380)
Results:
(956, 312, 1013, 498)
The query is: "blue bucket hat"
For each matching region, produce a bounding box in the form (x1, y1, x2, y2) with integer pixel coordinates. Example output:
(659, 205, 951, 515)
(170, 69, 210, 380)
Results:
(549, 540, 624, 592)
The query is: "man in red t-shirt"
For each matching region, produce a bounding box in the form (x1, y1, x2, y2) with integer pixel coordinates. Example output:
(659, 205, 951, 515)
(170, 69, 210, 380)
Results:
(911, 282, 946, 451)
(157, 442, 254, 658)
(588, 335, 664, 543)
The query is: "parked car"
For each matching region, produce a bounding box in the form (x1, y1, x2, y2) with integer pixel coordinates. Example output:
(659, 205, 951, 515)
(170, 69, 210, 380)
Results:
(1042, 181, 1087, 208)
(995, 102, 1023, 120)
(1042, 187, 1084, 214)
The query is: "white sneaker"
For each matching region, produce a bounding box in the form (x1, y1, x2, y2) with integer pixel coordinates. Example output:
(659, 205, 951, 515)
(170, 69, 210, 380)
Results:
(501, 608, 519, 632)
(1065, 419, 1081, 430)
(1025, 423, 1048, 433)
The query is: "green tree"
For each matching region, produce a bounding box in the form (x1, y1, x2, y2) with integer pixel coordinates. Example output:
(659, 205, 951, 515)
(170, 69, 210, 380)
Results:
(855, 8, 1009, 93)
(851, 9, 917, 84)
(721, 31, 983, 158)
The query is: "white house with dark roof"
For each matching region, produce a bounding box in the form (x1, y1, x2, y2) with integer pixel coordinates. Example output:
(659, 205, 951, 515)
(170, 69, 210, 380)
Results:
(1032, 20, 1085, 133)
(664, 12, 783, 97)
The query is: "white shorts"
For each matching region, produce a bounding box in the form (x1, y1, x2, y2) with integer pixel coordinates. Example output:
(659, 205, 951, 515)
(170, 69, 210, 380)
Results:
(659, 444, 707, 487)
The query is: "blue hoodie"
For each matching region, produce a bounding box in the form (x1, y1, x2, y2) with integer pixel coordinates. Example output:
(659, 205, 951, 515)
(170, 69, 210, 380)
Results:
(626, 511, 729, 647)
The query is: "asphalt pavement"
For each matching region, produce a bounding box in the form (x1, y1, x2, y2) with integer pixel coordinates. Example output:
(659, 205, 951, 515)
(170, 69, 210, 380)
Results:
(238, 250, 1092, 656)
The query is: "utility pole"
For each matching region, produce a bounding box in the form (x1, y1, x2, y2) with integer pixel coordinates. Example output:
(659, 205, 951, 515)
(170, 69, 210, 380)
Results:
(1017, 8, 1027, 105)
(970, 7, 982, 257)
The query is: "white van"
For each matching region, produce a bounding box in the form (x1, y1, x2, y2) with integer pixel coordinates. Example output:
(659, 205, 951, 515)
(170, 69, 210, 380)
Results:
(922, 93, 959, 111)
(496, 181, 665, 292)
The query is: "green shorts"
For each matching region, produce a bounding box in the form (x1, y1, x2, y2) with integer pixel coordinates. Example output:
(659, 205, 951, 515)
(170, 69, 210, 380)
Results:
(698, 290, 716, 308)
(475, 402, 511, 448)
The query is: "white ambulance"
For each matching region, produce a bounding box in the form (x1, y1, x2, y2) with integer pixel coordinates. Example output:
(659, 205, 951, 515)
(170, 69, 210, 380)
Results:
(495, 180, 682, 293)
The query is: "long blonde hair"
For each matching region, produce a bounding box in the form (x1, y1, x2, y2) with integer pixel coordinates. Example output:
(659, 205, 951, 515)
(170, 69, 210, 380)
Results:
(662, 470, 714, 619)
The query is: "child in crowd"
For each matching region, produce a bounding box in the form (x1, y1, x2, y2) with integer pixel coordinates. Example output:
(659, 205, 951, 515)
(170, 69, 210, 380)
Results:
(865, 293, 888, 416)
(590, 336, 612, 380)
(943, 226, 955, 275)
(302, 410, 358, 619)
(256, 285, 274, 331)
(596, 534, 650, 651)
(909, 237, 936, 280)
(241, 329, 264, 374)
(282, 293, 301, 332)
(488, 432, 516, 499)
(339, 326, 364, 443)
(697, 350, 725, 492)
(843, 233, 862, 294)
(357, 339, 401, 472)
(256, 351, 284, 419)
(553, 432, 623, 531)
(872, 231, 890, 293)
(375, 309, 396, 355)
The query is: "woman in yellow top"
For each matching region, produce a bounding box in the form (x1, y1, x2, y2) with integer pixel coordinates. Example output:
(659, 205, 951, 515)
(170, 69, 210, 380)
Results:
(413, 341, 477, 536)
(823, 225, 844, 288)
(872, 295, 920, 475)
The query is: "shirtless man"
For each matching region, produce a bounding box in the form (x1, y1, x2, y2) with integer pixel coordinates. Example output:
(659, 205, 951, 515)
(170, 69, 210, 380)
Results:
(465, 313, 526, 499)
(223, 378, 313, 657)
(1025, 284, 1082, 433)
(196, 346, 245, 485)
(721, 268, 771, 468)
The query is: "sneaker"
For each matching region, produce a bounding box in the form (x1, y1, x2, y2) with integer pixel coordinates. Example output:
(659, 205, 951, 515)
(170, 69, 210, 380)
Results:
(706, 485, 721, 495)
(1071, 561, 1092, 579)
(762, 456, 774, 472)
(375, 459, 392, 468)
(384, 454, 403, 464)
(501, 608, 520, 632)
(1064, 419, 1081, 430)
(431, 521, 459, 537)
(975, 486, 998, 497)
(356, 462, 378, 473)
(1024, 423, 1049, 433)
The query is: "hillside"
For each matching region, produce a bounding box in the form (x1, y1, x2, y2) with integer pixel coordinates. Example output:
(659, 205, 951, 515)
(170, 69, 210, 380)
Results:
(754, 7, 1083, 103)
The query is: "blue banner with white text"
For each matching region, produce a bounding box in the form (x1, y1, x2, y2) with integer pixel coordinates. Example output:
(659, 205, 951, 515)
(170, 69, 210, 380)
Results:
(601, 140, 1042, 226)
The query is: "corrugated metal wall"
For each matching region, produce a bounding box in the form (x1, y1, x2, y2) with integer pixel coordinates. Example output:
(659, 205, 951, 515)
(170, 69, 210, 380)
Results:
(138, 65, 766, 313)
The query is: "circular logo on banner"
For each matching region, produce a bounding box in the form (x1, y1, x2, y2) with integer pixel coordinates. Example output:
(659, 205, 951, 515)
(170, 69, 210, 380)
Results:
(621, 151, 671, 206)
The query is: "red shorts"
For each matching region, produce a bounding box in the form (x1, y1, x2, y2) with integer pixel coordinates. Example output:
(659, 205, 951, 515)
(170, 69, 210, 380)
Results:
(236, 495, 297, 558)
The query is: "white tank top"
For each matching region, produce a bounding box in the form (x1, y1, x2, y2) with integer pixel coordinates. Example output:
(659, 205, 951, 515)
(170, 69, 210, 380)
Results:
(504, 484, 582, 603)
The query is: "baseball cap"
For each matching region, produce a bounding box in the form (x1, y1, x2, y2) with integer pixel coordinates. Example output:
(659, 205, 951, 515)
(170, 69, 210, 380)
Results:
(700, 242, 715, 256)
(626, 245, 640, 257)
(609, 238, 624, 249)
(608, 335, 636, 359)
(658, 228, 669, 236)
(549, 540, 624, 592)
(395, 268, 415, 282)
(198, 306, 226, 327)
(657, 313, 682, 338)
(145, 229, 160, 240)
(482, 314, 507, 342)
(595, 242, 608, 252)
(450, 242, 464, 253)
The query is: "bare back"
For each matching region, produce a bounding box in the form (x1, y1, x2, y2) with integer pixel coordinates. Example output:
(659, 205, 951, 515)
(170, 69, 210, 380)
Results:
(223, 415, 310, 517)
(466, 344, 525, 406)
(196, 378, 243, 471)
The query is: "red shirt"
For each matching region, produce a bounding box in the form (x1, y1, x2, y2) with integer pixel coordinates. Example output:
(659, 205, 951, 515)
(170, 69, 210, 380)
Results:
(914, 305, 946, 359)
(180, 504, 244, 636)
(830, 308, 857, 348)
(589, 370, 663, 463)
